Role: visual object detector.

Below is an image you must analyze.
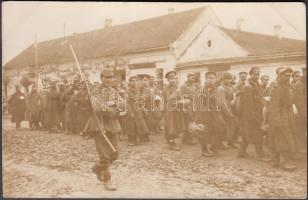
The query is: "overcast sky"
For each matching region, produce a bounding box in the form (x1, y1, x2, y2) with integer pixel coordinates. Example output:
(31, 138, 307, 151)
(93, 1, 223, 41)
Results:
(2, 2, 306, 66)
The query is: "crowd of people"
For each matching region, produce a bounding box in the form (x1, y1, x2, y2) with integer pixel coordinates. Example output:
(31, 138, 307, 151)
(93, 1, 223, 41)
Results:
(7, 66, 307, 190)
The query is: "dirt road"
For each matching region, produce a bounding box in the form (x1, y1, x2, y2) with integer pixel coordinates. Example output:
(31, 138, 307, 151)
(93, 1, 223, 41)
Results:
(2, 118, 307, 198)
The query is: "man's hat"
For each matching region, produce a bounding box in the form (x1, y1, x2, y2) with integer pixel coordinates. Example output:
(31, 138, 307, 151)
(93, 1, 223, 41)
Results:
(101, 67, 114, 77)
(149, 76, 155, 80)
(142, 74, 150, 80)
(239, 71, 248, 76)
(187, 72, 196, 78)
(205, 71, 217, 77)
(222, 72, 233, 80)
(278, 67, 293, 76)
(165, 71, 176, 79)
(249, 67, 260, 75)
(165, 70, 177, 79)
(129, 76, 138, 82)
(292, 70, 301, 77)
(275, 67, 285, 75)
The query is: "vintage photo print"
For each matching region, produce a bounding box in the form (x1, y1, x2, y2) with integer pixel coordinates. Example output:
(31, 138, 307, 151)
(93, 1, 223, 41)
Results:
(2, 1, 306, 198)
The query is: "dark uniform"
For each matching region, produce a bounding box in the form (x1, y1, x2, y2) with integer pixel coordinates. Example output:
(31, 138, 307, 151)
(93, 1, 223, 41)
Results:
(293, 68, 307, 153)
(89, 68, 123, 191)
(268, 67, 297, 170)
(179, 73, 198, 145)
(8, 85, 26, 129)
(27, 84, 42, 130)
(163, 71, 184, 150)
(217, 72, 238, 148)
(237, 67, 271, 161)
(46, 82, 61, 133)
(125, 76, 150, 145)
(198, 72, 226, 156)
(60, 83, 75, 134)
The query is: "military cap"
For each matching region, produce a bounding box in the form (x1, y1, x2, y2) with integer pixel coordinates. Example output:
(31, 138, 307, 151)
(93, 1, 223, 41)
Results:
(205, 71, 217, 77)
(249, 67, 260, 75)
(142, 74, 151, 79)
(278, 67, 293, 75)
(100, 67, 114, 77)
(165, 71, 176, 79)
(292, 70, 301, 77)
(239, 71, 248, 76)
(222, 72, 233, 80)
(149, 76, 155, 80)
(129, 76, 138, 82)
(275, 67, 284, 75)
(165, 70, 177, 79)
(187, 72, 196, 78)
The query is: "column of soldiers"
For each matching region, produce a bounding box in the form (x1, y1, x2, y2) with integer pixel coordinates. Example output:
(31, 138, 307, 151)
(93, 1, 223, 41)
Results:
(7, 66, 307, 190)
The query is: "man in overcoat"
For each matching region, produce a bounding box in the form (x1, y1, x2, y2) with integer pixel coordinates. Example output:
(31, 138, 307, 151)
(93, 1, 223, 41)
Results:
(8, 84, 26, 129)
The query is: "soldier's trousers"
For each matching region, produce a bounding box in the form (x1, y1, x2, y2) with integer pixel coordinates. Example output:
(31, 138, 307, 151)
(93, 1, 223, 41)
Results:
(92, 130, 119, 180)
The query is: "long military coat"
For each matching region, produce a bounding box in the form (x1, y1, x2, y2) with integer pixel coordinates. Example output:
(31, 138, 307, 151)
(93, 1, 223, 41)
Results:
(8, 90, 26, 123)
(268, 80, 296, 153)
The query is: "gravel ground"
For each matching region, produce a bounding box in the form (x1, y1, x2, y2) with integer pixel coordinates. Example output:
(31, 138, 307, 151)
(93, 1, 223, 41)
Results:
(2, 118, 307, 198)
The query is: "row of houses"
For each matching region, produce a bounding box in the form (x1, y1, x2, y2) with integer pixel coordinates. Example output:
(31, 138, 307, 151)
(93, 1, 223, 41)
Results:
(3, 6, 306, 96)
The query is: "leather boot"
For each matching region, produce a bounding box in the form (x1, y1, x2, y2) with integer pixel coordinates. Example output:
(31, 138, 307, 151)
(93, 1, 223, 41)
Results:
(102, 170, 117, 191)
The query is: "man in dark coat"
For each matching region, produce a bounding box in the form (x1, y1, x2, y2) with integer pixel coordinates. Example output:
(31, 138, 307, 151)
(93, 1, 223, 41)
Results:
(217, 72, 238, 149)
(198, 72, 226, 156)
(179, 73, 198, 145)
(39, 88, 49, 130)
(46, 82, 61, 133)
(125, 76, 150, 146)
(163, 70, 184, 151)
(237, 67, 271, 162)
(292, 67, 307, 154)
(8, 85, 26, 129)
(268, 67, 297, 170)
(60, 83, 75, 134)
(27, 84, 42, 130)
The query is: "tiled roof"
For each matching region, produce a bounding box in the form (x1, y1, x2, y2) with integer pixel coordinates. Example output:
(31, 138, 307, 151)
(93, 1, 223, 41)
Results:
(219, 27, 306, 55)
(4, 7, 206, 69)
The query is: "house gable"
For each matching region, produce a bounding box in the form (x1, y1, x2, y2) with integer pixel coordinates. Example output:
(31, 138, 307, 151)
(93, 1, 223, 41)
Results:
(178, 23, 249, 63)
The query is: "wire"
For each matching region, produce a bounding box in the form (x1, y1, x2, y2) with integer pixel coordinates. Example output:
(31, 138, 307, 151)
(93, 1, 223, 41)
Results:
(268, 3, 305, 39)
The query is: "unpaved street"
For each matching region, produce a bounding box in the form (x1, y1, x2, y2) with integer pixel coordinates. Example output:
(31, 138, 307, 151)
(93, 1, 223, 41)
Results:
(2, 118, 307, 198)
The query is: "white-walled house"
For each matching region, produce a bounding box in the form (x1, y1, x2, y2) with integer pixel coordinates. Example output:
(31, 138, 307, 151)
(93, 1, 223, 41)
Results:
(177, 23, 306, 86)
(3, 6, 306, 97)
(3, 6, 221, 96)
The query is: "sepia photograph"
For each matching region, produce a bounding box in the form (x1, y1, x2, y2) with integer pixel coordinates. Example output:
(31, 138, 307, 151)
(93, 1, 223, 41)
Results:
(2, 1, 307, 198)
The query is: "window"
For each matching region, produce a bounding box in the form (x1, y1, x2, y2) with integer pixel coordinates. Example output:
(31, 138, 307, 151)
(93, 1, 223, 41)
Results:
(207, 40, 212, 47)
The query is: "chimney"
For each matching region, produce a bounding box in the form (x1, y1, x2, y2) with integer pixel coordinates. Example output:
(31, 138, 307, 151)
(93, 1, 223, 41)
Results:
(236, 18, 244, 31)
(104, 18, 112, 28)
(273, 25, 282, 38)
(168, 7, 175, 14)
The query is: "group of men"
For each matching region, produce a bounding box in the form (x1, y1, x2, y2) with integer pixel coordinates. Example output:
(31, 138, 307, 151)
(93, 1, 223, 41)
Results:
(7, 65, 307, 191)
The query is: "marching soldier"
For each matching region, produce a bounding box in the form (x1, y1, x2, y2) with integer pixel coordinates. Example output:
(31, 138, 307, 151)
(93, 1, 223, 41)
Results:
(125, 76, 150, 145)
(8, 84, 26, 129)
(198, 72, 226, 156)
(163, 70, 183, 150)
(91, 68, 124, 191)
(61, 82, 75, 134)
(268, 67, 297, 170)
(293, 67, 307, 154)
(46, 82, 61, 133)
(27, 84, 42, 130)
(237, 67, 271, 162)
(217, 72, 238, 149)
(179, 73, 198, 145)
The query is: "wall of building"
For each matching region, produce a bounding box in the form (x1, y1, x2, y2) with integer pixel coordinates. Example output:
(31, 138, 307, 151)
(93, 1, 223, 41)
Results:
(179, 23, 248, 63)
